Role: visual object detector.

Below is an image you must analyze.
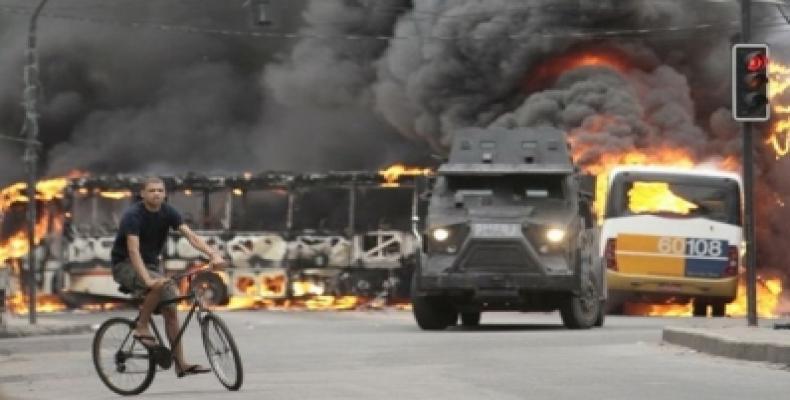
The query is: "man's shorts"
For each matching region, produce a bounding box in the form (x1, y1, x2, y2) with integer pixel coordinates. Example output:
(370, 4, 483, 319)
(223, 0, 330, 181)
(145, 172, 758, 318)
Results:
(112, 261, 180, 311)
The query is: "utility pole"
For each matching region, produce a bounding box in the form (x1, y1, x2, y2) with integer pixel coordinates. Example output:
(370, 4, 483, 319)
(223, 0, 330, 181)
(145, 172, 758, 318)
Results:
(740, 0, 759, 327)
(21, 0, 50, 325)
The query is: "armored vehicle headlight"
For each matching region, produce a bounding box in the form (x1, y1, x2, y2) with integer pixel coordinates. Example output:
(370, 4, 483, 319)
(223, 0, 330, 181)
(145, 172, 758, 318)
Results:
(545, 228, 566, 243)
(432, 228, 450, 242)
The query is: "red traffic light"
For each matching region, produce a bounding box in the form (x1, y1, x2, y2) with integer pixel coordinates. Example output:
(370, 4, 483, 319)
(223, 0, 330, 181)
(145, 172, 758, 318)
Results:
(746, 52, 767, 72)
(733, 44, 770, 121)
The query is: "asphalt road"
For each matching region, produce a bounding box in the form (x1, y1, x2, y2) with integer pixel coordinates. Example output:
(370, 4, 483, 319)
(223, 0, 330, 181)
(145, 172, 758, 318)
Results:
(1, 310, 789, 400)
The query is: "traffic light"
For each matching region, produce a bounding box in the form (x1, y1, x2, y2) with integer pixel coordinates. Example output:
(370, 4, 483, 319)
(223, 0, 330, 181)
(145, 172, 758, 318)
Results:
(732, 44, 770, 122)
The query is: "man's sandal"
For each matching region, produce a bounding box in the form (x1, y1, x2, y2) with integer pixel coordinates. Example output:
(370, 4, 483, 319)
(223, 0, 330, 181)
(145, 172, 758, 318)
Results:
(176, 364, 211, 378)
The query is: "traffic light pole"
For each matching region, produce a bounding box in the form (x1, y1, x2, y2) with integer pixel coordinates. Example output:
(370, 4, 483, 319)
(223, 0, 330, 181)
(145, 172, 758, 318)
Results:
(741, 0, 758, 327)
(22, 0, 50, 325)
(743, 121, 758, 327)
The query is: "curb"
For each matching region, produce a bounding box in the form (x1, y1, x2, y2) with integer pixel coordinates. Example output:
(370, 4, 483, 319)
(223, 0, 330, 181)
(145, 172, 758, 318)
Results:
(0, 323, 94, 339)
(662, 327, 790, 365)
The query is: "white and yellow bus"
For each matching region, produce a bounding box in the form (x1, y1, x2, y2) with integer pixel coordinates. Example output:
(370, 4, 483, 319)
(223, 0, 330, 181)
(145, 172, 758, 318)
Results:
(600, 166, 742, 317)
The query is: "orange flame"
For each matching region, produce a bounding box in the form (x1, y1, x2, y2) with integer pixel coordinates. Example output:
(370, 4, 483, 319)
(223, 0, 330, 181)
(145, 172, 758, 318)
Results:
(624, 276, 782, 318)
(627, 182, 698, 215)
(7, 293, 67, 314)
(1, 177, 70, 214)
(768, 60, 790, 158)
(205, 294, 376, 311)
(99, 190, 132, 200)
(1, 201, 60, 265)
(522, 48, 633, 93)
(378, 164, 432, 187)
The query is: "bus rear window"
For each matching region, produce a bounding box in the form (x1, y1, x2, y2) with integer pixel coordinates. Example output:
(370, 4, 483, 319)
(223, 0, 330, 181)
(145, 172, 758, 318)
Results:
(606, 176, 741, 225)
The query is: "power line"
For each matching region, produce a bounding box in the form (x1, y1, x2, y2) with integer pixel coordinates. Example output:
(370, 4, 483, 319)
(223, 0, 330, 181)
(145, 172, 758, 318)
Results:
(0, 134, 31, 144)
(3, 4, 786, 41)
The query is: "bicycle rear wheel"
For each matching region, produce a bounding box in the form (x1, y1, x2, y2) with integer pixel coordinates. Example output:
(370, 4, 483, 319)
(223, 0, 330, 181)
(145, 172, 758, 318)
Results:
(200, 313, 243, 391)
(92, 317, 156, 395)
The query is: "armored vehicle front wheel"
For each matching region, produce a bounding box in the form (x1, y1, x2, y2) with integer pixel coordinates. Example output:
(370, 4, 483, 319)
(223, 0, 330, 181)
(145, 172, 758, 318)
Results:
(560, 274, 600, 329)
(460, 312, 481, 327)
(412, 295, 456, 330)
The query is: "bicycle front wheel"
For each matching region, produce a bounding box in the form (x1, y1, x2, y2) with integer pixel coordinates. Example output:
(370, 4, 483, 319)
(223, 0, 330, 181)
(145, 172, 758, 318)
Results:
(200, 313, 243, 391)
(92, 317, 156, 395)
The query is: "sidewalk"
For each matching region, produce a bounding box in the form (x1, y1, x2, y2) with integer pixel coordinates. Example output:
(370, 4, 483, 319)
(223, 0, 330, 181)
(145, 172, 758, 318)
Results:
(663, 319, 790, 366)
(0, 312, 94, 338)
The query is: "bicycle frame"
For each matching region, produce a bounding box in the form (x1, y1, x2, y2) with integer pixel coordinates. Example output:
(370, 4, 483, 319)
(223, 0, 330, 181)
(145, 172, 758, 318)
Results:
(133, 290, 211, 369)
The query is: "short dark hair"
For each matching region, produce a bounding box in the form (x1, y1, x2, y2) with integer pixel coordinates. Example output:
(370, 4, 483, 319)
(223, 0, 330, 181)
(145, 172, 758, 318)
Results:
(141, 176, 165, 190)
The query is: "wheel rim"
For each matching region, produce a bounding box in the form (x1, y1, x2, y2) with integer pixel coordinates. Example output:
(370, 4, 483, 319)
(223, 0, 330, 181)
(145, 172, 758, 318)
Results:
(204, 318, 238, 386)
(95, 322, 152, 392)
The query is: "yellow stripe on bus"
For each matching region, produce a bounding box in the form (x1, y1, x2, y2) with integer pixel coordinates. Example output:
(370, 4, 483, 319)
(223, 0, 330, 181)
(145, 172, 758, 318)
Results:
(616, 234, 685, 277)
(615, 253, 685, 276)
(617, 234, 663, 253)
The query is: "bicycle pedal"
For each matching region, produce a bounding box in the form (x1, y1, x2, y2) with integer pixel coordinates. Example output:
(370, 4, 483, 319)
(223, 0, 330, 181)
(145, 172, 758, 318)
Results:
(151, 346, 173, 369)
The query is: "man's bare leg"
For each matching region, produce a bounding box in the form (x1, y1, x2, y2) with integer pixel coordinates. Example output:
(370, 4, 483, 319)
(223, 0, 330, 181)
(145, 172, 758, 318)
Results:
(162, 307, 187, 369)
(135, 284, 163, 341)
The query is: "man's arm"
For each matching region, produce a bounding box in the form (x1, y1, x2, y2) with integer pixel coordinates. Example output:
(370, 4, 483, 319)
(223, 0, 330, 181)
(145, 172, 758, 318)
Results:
(127, 235, 163, 287)
(177, 224, 226, 267)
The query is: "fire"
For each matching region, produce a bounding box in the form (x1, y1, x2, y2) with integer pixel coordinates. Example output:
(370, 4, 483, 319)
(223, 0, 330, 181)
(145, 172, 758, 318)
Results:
(624, 276, 783, 318)
(303, 296, 360, 310)
(206, 295, 376, 311)
(571, 145, 700, 222)
(378, 164, 432, 187)
(1, 177, 70, 212)
(1, 201, 60, 265)
(1, 176, 74, 315)
(768, 60, 790, 158)
(1, 198, 63, 268)
(627, 182, 698, 215)
(725, 276, 782, 318)
(568, 118, 737, 224)
(99, 190, 132, 200)
(0, 232, 29, 265)
(522, 48, 633, 93)
(7, 293, 67, 314)
(79, 302, 126, 312)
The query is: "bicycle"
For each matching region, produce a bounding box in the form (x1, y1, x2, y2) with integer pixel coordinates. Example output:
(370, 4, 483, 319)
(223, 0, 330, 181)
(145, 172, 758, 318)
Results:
(92, 265, 243, 395)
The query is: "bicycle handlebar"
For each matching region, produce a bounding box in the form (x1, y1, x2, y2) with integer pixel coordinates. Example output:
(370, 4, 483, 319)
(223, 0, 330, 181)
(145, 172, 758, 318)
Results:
(169, 259, 228, 282)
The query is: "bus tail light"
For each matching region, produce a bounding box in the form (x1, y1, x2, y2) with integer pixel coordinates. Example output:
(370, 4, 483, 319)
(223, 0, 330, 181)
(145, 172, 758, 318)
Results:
(723, 245, 738, 277)
(605, 238, 617, 271)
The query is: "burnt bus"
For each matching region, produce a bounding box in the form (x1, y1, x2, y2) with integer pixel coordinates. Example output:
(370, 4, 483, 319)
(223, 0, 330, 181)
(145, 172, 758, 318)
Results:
(1, 171, 422, 306)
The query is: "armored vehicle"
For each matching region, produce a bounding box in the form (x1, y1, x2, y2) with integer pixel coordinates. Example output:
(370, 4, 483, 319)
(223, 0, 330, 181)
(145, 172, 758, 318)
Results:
(411, 127, 605, 330)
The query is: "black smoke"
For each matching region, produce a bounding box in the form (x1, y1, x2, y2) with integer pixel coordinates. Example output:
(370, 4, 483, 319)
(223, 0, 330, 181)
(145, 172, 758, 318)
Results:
(3, 0, 790, 288)
(0, 0, 427, 186)
(264, 0, 790, 288)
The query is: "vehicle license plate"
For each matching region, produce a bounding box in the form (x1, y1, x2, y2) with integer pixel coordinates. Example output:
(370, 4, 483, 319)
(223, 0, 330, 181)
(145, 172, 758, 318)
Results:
(472, 223, 520, 237)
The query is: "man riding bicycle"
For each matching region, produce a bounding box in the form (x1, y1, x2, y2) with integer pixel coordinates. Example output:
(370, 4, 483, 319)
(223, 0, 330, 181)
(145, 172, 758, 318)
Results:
(110, 176, 226, 377)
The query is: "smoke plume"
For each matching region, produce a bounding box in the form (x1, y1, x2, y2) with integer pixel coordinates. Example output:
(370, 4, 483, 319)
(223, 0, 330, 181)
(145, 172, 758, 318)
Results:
(3, 0, 790, 281)
(0, 0, 424, 183)
(263, 0, 790, 283)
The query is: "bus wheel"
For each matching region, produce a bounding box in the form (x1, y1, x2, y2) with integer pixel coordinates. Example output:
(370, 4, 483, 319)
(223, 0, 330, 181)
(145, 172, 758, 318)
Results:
(460, 312, 481, 327)
(711, 302, 726, 317)
(692, 300, 708, 317)
(190, 272, 229, 306)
